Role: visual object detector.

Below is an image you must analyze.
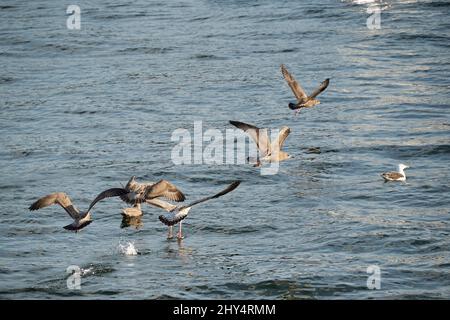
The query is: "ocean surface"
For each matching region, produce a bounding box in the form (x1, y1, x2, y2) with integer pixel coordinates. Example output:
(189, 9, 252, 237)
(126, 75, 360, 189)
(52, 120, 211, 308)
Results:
(0, 0, 449, 299)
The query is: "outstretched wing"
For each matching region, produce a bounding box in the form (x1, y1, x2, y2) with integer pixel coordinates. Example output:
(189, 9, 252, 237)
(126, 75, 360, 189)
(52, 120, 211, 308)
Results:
(307, 78, 330, 100)
(281, 64, 308, 102)
(29, 192, 80, 219)
(187, 181, 241, 208)
(146, 198, 177, 212)
(144, 180, 185, 202)
(87, 188, 129, 213)
(271, 126, 291, 152)
(158, 181, 241, 226)
(229, 121, 270, 156)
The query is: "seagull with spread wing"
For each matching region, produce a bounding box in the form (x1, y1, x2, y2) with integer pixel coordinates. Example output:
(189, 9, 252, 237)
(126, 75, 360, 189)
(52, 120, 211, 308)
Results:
(29, 188, 128, 231)
(156, 181, 241, 239)
(281, 64, 329, 114)
(230, 120, 292, 167)
(119, 176, 186, 217)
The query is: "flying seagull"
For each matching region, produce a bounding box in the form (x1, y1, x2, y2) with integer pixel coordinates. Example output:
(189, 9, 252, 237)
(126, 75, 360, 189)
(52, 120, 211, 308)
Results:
(230, 120, 292, 166)
(158, 181, 241, 239)
(381, 164, 410, 182)
(119, 176, 185, 217)
(29, 188, 128, 231)
(281, 64, 329, 114)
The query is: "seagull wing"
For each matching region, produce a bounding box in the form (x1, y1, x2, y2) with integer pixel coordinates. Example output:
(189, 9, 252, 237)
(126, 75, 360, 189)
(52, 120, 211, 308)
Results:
(271, 126, 291, 152)
(381, 172, 404, 180)
(29, 192, 80, 219)
(307, 78, 330, 100)
(143, 180, 186, 202)
(281, 64, 308, 102)
(158, 181, 241, 226)
(87, 188, 129, 213)
(186, 181, 241, 208)
(229, 121, 270, 156)
(146, 198, 177, 212)
(120, 179, 158, 204)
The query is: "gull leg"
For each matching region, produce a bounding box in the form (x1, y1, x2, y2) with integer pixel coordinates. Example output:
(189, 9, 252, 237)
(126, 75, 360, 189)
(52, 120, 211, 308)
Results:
(167, 226, 174, 239)
(177, 221, 184, 240)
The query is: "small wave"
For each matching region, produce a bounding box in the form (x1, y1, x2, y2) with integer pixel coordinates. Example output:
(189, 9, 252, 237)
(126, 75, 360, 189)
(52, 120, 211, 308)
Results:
(117, 47, 172, 54)
(63, 110, 98, 115)
(96, 12, 148, 20)
(0, 76, 15, 84)
(191, 54, 226, 60)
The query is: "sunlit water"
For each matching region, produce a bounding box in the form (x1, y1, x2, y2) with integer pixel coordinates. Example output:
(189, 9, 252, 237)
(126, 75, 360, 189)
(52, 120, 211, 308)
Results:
(0, 0, 449, 299)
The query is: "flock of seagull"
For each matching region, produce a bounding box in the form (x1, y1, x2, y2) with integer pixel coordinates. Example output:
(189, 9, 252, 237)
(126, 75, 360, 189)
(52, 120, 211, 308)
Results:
(28, 64, 410, 239)
(29, 177, 240, 239)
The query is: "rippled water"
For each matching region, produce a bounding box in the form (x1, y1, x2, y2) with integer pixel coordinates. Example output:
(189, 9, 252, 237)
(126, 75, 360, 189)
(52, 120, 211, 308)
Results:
(0, 0, 449, 299)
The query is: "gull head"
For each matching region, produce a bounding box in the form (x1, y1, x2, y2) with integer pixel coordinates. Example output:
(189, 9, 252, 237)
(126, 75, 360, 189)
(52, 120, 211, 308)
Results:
(125, 175, 137, 188)
(398, 163, 410, 171)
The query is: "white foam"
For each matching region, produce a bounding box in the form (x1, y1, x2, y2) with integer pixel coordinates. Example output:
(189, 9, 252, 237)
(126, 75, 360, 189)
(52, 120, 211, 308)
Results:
(118, 241, 138, 256)
(80, 266, 94, 276)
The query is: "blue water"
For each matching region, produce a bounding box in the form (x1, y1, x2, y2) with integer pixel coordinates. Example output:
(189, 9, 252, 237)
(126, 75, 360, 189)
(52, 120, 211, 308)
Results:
(0, 0, 449, 299)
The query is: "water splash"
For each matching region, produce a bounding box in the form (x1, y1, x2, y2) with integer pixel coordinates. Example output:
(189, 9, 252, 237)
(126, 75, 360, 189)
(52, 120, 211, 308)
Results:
(80, 266, 94, 276)
(118, 241, 138, 256)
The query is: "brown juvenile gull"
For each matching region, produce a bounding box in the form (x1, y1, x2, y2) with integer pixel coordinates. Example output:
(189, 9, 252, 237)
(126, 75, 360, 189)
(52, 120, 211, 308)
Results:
(381, 164, 410, 182)
(229, 120, 292, 166)
(119, 176, 185, 217)
(281, 64, 330, 114)
(158, 181, 241, 239)
(29, 188, 128, 231)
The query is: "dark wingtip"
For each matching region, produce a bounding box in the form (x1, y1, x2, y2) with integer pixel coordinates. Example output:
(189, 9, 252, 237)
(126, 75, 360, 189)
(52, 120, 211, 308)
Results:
(215, 180, 241, 198)
(288, 103, 298, 110)
(174, 192, 186, 202)
(29, 201, 39, 211)
(230, 180, 241, 189)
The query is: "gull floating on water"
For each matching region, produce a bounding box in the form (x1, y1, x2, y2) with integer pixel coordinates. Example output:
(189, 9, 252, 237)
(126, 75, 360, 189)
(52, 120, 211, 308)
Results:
(28, 188, 128, 231)
(230, 120, 292, 166)
(381, 164, 410, 182)
(119, 176, 185, 217)
(157, 181, 241, 239)
(281, 64, 329, 114)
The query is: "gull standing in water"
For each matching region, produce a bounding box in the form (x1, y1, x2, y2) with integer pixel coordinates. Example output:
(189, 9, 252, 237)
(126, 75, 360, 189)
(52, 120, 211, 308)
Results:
(230, 120, 292, 167)
(119, 176, 185, 217)
(157, 181, 241, 239)
(281, 64, 330, 114)
(381, 164, 410, 182)
(29, 188, 128, 231)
